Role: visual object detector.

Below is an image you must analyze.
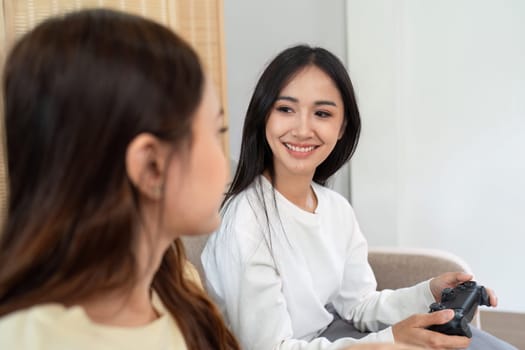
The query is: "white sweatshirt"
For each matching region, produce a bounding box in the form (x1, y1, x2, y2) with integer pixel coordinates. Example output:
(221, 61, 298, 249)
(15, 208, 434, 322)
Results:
(202, 176, 435, 350)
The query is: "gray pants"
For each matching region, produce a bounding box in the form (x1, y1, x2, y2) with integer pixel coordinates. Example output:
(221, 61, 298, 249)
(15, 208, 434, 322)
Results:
(320, 313, 517, 349)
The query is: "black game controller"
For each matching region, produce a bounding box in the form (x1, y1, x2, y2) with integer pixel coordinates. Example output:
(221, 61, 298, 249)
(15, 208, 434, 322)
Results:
(428, 281, 491, 338)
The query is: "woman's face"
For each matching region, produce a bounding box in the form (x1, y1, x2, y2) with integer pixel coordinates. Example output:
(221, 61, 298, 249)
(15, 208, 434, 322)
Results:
(265, 65, 345, 180)
(165, 78, 228, 236)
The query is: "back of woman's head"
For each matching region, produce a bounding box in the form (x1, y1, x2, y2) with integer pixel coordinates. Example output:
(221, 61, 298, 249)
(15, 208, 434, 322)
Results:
(227, 45, 361, 200)
(1, 9, 238, 349)
(1, 7, 202, 304)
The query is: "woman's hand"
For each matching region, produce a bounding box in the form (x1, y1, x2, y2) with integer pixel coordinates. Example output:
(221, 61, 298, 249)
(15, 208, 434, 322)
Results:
(392, 310, 471, 349)
(429, 272, 498, 306)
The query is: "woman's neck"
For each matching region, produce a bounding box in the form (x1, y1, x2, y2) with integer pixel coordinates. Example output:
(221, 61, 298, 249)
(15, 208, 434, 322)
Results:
(81, 221, 171, 327)
(264, 171, 318, 213)
(81, 286, 159, 327)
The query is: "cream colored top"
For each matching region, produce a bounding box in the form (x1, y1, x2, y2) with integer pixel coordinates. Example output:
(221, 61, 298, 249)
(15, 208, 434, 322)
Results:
(0, 262, 203, 349)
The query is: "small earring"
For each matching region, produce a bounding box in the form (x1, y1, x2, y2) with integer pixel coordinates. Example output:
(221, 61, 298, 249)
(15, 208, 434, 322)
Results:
(152, 184, 164, 199)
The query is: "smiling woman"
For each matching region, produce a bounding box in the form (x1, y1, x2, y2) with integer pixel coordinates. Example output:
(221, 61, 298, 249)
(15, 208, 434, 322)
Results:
(200, 45, 517, 350)
(201, 45, 367, 349)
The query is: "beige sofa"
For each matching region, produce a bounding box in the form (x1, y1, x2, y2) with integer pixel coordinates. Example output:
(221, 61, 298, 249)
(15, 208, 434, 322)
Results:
(181, 235, 480, 327)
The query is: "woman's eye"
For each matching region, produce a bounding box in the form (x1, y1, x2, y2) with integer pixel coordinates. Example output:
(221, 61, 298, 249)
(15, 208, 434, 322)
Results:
(315, 110, 332, 118)
(218, 126, 228, 135)
(276, 106, 293, 113)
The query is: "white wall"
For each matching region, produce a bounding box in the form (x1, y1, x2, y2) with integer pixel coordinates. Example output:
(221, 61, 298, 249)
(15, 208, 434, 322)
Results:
(223, 0, 350, 196)
(347, 0, 525, 312)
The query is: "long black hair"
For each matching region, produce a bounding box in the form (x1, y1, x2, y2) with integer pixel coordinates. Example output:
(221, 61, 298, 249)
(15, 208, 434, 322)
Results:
(225, 45, 361, 206)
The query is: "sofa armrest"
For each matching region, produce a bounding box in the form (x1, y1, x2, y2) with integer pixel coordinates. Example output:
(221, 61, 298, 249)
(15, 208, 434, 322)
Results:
(180, 234, 210, 282)
(368, 246, 473, 290)
(368, 246, 480, 327)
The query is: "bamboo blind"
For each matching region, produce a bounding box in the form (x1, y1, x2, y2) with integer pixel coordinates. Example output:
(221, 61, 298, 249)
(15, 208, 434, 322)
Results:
(0, 0, 228, 227)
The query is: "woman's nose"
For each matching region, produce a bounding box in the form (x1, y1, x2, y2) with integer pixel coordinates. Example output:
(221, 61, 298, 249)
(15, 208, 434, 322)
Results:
(292, 113, 313, 138)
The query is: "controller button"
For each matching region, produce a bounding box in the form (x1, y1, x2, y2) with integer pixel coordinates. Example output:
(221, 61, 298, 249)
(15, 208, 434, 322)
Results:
(441, 288, 455, 301)
(429, 302, 445, 311)
(462, 281, 475, 288)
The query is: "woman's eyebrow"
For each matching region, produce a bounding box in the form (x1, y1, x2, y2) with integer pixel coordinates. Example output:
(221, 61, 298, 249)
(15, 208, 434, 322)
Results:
(314, 100, 337, 107)
(276, 96, 298, 103)
(276, 96, 337, 107)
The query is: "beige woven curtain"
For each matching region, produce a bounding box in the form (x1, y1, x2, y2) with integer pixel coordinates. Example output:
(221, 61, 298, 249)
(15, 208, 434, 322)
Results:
(0, 0, 228, 227)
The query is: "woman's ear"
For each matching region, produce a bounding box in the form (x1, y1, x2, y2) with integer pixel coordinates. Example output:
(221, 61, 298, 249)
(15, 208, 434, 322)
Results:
(126, 133, 170, 200)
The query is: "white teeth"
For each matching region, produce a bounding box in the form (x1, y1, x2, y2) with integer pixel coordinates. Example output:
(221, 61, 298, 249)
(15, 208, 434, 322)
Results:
(284, 143, 316, 152)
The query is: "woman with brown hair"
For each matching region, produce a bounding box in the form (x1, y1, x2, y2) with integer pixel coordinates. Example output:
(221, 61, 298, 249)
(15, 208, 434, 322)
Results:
(0, 8, 238, 349)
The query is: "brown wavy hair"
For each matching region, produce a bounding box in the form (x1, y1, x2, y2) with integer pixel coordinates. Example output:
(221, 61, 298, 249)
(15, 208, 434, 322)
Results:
(0, 8, 238, 350)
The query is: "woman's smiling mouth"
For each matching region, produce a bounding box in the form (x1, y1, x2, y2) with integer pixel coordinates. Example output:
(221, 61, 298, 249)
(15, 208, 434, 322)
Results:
(283, 142, 319, 153)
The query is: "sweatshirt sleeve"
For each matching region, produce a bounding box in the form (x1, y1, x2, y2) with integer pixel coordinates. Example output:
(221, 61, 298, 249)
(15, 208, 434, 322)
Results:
(331, 207, 436, 332)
